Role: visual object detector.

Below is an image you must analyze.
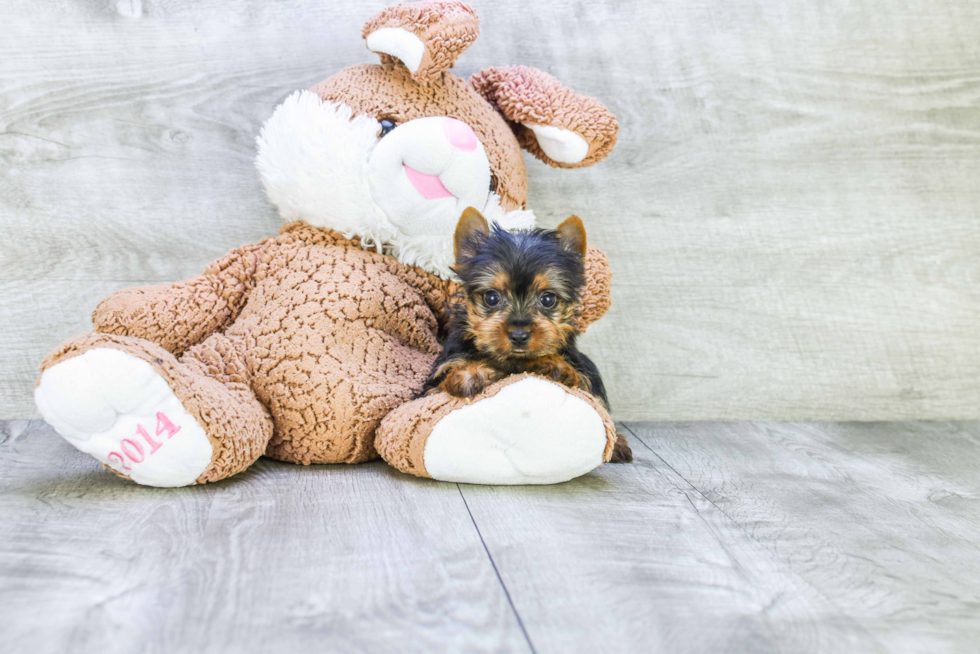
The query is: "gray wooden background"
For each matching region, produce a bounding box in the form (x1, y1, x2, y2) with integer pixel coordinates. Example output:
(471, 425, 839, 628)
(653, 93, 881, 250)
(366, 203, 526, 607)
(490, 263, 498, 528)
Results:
(2, 0, 979, 421)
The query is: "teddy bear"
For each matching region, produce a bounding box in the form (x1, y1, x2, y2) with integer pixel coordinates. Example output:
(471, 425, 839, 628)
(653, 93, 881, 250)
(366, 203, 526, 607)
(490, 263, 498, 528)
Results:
(33, 0, 620, 487)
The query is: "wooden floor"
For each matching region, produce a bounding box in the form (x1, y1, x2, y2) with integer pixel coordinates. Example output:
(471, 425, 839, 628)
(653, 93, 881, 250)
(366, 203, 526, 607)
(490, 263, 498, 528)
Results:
(2, 420, 979, 653)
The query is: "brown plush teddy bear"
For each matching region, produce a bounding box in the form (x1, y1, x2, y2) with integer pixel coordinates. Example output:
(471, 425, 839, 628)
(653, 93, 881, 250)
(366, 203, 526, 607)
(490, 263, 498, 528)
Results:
(34, 0, 619, 487)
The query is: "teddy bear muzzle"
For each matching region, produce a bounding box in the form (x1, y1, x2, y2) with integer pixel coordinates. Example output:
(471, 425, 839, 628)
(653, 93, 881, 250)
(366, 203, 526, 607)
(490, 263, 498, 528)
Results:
(366, 115, 493, 238)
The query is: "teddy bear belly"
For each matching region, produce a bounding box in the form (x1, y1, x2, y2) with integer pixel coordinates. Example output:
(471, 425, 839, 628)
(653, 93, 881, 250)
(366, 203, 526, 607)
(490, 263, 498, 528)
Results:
(252, 323, 438, 465)
(219, 261, 441, 465)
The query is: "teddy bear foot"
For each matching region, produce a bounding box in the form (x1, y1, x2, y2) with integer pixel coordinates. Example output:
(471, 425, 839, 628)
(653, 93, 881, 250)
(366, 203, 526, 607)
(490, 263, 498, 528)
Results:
(377, 374, 617, 485)
(35, 348, 213, 487)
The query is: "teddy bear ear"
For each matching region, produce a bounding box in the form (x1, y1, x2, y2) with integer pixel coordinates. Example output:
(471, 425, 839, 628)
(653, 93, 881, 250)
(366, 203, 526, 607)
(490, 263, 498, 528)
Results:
(470, 66, 619, 168)
(362, 1, 480, 84)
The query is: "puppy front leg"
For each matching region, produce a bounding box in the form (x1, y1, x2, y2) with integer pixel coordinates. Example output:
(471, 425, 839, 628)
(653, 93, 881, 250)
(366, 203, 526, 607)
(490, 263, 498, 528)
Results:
(435, 358, 506, 398)
(524, 354, 591, 393)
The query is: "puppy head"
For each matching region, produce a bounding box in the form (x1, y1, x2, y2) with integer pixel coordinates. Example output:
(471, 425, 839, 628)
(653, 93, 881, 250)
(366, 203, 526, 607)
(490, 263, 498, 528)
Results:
(452, 208, 587, 360)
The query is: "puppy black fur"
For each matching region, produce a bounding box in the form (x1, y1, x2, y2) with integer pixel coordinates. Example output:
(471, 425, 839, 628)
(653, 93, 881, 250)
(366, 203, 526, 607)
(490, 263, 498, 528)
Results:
(423, 208, 632, 463)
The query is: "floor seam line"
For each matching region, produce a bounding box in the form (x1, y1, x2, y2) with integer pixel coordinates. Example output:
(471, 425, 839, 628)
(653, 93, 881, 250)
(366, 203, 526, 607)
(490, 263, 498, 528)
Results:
(621, 422, 885, 647)
(456, 483, 538, 654)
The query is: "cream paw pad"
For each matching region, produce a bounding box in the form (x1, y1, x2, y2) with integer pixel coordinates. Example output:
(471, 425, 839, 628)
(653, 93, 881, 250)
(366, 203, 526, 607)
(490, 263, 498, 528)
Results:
(35, 348, 212, 487)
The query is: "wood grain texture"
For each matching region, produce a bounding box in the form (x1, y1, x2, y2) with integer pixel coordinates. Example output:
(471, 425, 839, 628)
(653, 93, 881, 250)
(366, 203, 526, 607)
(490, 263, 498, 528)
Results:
(626, 420, 980, 653)
(458, 435, 881, 653)
(0, 421, 530, 654)
(2, 0, 980, 419)
(6, 419, 980, 652)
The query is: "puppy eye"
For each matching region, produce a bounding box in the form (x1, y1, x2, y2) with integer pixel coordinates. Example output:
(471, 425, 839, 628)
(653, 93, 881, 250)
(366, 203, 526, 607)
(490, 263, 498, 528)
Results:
(484, 290, 501, 307)
(379, 119, 396, 138)
(540, 292, 557, 308)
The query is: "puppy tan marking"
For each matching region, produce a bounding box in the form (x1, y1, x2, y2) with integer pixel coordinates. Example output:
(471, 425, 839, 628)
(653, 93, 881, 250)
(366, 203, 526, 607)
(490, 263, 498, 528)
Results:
(454, 207, 489, 259)
(436, 358, 506, 397)
(524, 354, 589, 391)
(556, 215, 587, 255)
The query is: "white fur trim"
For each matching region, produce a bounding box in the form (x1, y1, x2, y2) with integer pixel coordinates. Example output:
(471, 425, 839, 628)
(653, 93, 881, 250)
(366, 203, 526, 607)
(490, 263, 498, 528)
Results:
(525, 123, 590, 164)
(366, 27, 425, 73)
(390, 204, 535, 278)
(423, 378, 607, 484)
(35, 349, 213, 487)
(256, 91, 397, 252)
(256, 91, 536, 279)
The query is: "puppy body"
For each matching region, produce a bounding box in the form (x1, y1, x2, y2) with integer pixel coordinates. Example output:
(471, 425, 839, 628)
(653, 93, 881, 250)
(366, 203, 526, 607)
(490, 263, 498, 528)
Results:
(424, 208, 631, 462)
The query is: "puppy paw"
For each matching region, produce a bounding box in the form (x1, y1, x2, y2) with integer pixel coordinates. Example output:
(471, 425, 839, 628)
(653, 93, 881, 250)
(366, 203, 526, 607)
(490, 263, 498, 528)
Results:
(524, 354, 589, 392)
(437, 360, 503, 398)
(609, 433, 633, 463)
(440, 370, 487, 397)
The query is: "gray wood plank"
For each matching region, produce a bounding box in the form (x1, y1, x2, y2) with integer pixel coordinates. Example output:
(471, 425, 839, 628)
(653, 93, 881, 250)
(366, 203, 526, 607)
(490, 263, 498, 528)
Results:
(7, 419, 980, 653)
(3, 0, 980, 420)
(457, 426, 882, 653)
(626, 421, 980, 653)
(0, 279, 126, 406)
(0, 421, 530, 654)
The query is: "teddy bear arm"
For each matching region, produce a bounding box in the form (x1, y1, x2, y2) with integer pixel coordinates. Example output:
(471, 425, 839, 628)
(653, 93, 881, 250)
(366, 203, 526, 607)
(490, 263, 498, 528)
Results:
(579, 244, 613, 331)
(377, 374, 618, 484)
(384, 264, 460, 333)
(92, 240, 271, 356)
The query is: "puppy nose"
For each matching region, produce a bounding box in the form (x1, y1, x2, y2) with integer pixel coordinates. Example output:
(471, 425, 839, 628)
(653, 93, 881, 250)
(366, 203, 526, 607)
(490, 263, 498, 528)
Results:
(444, 118, 477, 152)
(508, 329, 531, 346)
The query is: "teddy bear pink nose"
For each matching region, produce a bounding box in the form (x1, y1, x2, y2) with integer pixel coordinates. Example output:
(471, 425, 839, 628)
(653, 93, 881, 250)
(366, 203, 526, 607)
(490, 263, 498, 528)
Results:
(444, 118, 477, 151)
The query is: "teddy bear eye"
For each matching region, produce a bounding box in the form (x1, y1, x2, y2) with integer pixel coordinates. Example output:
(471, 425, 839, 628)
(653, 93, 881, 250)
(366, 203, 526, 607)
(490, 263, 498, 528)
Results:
(379, 119, 396, 138)
(540, 292, 557, 308)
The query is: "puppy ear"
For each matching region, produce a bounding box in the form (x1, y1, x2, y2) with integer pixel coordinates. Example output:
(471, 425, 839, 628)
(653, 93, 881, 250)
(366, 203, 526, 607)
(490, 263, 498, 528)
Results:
(454, 207, 490, 259)
(362, 1, 480, 84)
(556, 216, 587, 256)
(470, 66, 618, 168)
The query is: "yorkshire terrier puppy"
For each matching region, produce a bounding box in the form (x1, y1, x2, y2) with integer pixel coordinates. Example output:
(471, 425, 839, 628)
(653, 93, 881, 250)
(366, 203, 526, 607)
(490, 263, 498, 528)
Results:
(423, 207, 632, 463)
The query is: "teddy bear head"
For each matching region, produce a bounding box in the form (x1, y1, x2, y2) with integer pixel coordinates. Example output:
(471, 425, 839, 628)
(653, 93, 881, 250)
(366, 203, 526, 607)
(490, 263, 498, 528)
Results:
(256, 0, 618, 278)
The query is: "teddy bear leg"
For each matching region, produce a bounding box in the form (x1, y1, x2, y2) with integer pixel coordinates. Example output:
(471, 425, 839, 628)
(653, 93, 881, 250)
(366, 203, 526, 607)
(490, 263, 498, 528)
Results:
(376, 374, 618, 485)
(35, 333, 272, 487)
